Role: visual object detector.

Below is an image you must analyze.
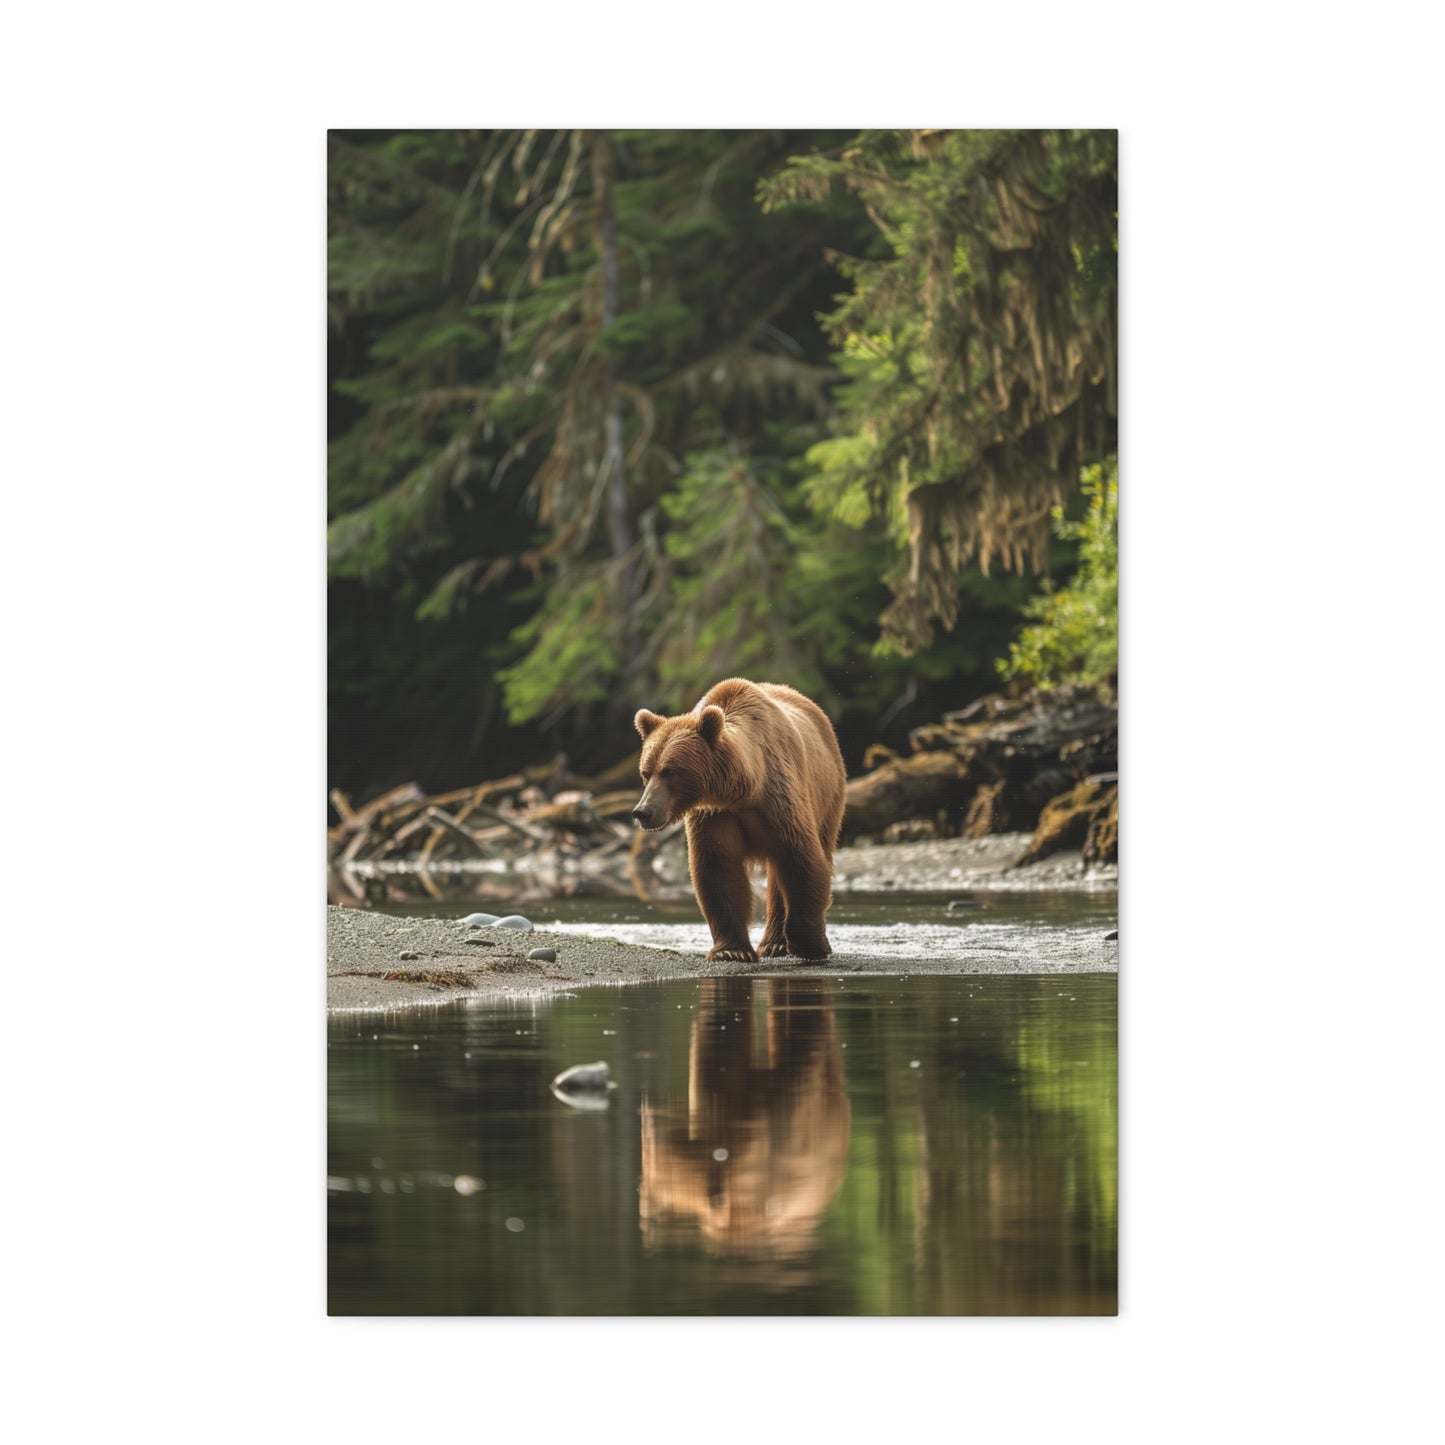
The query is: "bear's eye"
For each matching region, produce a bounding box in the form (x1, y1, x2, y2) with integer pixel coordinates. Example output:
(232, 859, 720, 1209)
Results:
(658, 766, 671, 778)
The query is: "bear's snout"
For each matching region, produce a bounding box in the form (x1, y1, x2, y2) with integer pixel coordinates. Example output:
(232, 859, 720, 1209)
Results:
(633, 779, 670, 830)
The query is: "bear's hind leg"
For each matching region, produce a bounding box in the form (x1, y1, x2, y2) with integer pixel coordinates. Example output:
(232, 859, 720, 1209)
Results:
(759, 865, 789, 958)
(776, 849, 834, 960)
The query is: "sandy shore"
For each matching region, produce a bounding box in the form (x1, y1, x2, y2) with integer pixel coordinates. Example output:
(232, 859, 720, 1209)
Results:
(327, 835, 1118, 1012)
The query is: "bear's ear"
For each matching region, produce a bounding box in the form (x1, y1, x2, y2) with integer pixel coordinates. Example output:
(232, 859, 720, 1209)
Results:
(635, 709, 665, 740)
(697, 705, 725, 746)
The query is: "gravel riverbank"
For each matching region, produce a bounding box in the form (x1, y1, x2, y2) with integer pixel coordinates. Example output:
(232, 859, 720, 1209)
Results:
(327, 835, 1118, 1012)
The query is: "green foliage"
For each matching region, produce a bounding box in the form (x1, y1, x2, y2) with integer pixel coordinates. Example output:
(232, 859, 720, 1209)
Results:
(655, 450, 820, 701)
(496, 568, 621, 728)
(762, 129, 1117, 652)
(998, 457, 1118, 693)
(327, 129, 1118, 793)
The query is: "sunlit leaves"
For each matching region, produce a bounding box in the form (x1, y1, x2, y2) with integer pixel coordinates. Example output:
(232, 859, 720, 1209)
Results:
(998, 457, 1118, 693)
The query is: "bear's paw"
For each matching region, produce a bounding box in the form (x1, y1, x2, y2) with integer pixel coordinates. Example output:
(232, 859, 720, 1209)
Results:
(707, 945, 759, 963)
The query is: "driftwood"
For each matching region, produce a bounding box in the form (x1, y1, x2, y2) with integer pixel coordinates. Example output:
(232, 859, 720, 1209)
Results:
(841, 688, 1117, 844)
(840, 752, 974, 837)
(326, 752, 648, 881)
(327, 687, 1118, 905)
(423, 806, 502, 856)
(1014, 779, 1119, 867)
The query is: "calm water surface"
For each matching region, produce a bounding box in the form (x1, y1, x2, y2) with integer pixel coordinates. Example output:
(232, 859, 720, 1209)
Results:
(328, 971, 1116, 1315)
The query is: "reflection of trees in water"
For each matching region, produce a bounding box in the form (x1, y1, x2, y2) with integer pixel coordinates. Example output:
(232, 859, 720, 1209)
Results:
(860, 987, 1117, 1315)
(640, 978, 851, 1263)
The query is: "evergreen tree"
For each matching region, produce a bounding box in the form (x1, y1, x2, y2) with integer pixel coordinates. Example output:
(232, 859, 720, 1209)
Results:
(328, 129, 865, 778)
(327, 128, 1118, 794)
(761, 129, 1117, 652)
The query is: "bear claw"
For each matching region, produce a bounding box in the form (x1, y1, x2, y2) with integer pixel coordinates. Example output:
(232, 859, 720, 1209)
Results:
(707, 947, 758, 963)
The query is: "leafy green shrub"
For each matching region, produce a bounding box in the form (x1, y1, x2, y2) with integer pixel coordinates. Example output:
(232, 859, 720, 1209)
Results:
(998, 457, 1117, 693)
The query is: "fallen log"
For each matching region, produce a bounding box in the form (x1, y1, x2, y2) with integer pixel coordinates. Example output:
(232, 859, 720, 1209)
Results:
(423, 806, 501, 857)
(1014, 781, 1118, 867)
(1084, 787, 1118, 865)
(467, 803, 553, 845)
(841, 752, 974, 839)
(844, 688, 1116, 842)
(327, 781, 424, 844)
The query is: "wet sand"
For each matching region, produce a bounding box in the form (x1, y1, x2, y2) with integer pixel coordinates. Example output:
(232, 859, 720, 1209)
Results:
(327, 835, 1118, 1012)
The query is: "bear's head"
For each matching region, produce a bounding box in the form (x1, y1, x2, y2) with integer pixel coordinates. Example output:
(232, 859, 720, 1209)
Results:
(631, 704, 727, 830)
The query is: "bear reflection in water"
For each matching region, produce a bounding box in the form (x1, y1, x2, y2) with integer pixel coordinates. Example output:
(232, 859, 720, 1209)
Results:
(640, 978, 850, 1260)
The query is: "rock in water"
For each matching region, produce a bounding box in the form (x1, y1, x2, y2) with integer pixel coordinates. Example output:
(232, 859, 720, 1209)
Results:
(552, 1060, 609, 1092)
(494, 915, 533, 931)
(551, 1060, 611, 1110)
(460, 912, 500, 926)
(1104, 929, 1118, 941)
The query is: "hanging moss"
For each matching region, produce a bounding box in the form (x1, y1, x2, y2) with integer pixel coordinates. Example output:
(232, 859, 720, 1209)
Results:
(763, 129, 1117, 652)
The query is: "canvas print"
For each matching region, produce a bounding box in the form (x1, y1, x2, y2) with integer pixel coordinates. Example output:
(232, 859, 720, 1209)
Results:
(327, 128, 1118, 1315)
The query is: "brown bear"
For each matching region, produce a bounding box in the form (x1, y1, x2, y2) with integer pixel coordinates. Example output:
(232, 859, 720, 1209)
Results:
(633, 678, 847, 962)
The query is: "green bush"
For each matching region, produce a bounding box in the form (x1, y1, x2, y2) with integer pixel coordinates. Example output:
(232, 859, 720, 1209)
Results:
(998, 457, 1117, 693)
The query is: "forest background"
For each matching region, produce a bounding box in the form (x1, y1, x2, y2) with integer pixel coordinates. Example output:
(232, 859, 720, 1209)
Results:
(328, 128, 1118, 801)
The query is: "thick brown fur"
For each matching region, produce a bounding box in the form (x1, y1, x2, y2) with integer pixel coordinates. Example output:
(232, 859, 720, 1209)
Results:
(633, 679, 847, 962)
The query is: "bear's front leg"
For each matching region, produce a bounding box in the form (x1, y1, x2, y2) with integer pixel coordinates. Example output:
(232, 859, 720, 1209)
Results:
(686, 814, 758, 963)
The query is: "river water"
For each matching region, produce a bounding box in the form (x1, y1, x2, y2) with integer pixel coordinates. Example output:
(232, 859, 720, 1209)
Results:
(329, 924, 1117, 1314)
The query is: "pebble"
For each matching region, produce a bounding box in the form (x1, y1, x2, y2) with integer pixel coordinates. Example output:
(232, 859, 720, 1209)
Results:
(1105, 930, 1118, 941)
(460, 912, 500, 926)
(552, 1060, 610, 1092)
(398, 950, 420, 961)
(528, 947, 557, 963)
(494, 915, 533, 931)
